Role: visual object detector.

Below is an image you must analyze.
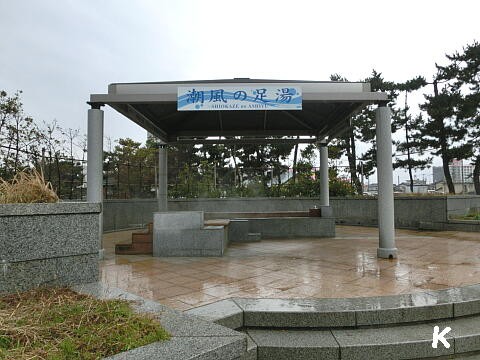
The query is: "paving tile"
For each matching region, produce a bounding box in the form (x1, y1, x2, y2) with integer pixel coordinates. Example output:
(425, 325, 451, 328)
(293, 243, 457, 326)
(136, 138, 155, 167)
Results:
(152, 286, 194, 299)
(204, 285, 245, 297)
(101, 225, 480, 311)
(181, 280, 221, 291)
(169, 291, 218, 306)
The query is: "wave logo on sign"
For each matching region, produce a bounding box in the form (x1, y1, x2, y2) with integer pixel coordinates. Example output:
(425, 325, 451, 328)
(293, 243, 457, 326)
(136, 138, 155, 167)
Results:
(178, 86, 302, 111)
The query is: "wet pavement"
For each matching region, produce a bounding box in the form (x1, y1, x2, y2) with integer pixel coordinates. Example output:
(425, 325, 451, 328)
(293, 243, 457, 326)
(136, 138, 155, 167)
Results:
(101, 226, 480, 311)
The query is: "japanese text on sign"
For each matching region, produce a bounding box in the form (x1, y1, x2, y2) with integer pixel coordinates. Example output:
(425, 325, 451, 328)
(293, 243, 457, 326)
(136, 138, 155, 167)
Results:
(178, 86, 302, 111)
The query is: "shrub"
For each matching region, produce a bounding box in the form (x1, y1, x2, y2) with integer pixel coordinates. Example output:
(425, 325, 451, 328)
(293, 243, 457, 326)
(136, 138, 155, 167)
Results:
(0, 169, 59, 203)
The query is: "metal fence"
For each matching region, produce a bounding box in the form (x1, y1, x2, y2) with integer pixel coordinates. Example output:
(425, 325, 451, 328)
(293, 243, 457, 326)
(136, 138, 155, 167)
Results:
(1, 156, 355, 200)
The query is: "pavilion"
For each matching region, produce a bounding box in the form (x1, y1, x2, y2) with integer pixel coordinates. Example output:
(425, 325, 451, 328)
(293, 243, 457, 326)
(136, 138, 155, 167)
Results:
(87, 79, 397, 259)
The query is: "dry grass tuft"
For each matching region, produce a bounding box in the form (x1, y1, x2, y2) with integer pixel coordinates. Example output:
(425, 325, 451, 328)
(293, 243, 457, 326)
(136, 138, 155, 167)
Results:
(0, 287, 170, 359)
(0, 169, 59, 203)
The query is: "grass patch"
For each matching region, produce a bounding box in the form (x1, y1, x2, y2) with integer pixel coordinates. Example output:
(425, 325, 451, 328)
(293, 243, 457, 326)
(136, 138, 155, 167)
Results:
(459, 213, 480, 221)
(0, 288, 170, 359)
(450, 209, 480, 221)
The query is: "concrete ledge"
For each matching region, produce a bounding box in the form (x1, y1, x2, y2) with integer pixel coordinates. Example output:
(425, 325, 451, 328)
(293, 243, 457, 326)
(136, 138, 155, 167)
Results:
(204, 211, 310, 219)
(0, 202, 101, 216)
(185, 299, 244, 329)
(0, 204, 100, 262)
(187, 286, 480, 360)
(188, 284, 480, 329)
(72, 282, 248, 360)
(0, 202, 100, 295)
(228, 219, 250, 243)
(234, 298, 356, 328)
(248, 329, 339, 360)
(1, 254, 99, 295)
(243, 334, 258, 360)
(154, 228, 227, 256)
(247, 217, 335, 238)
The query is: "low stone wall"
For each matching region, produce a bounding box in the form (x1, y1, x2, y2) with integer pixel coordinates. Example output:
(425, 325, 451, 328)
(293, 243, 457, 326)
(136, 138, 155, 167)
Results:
(248, 217, 335, 238)
(103, 199, 158, 231)
(103, 196, 480, 232)
(333, 197, 448, 228)
(447, 195, 480, 217)
(0, 203, 101, 294)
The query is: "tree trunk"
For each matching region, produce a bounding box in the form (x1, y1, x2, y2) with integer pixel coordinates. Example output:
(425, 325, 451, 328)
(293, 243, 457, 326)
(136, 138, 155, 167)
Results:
(441, 152, 455, 194)
(433, 81, 456, 194)
(474, 155, 480, 195)
(346, 132, 362, 194)
(47, 150, 52, 183)
(69, 139, 74, 200)
(55, 153, 61, 197)
(405, 124, 414, 192)
(230, 145, 241, 186)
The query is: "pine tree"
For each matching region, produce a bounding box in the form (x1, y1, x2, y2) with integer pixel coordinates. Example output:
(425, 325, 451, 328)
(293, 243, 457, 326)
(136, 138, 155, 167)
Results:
(420, 41, 478, 194)
(329, 71, 399, 194)
(393, 77, 431, 192)
(420, 80, 472, 194)
(438, 41, 479, 194)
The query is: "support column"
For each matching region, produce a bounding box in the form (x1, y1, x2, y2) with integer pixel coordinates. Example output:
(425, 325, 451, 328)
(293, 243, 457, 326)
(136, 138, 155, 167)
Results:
(319, 144, 329, 207)
(376, 106, 397, 259)
(158, 144, 168, 212)
(87, 106, 104, 259)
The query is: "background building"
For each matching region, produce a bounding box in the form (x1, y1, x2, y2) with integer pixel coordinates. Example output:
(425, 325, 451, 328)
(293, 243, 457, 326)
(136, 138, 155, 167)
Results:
(433, 159, 475, 194)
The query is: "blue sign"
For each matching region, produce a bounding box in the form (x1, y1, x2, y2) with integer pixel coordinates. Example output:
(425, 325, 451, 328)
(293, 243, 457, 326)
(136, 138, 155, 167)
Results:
(178, 86, 302, 111)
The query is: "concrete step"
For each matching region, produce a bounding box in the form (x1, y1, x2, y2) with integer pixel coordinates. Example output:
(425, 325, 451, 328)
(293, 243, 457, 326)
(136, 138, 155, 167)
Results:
(237, 334, 258, 360)
(187, 286, 480, 359)
(247, 314, 480, 359)
(247, 329, 338, 360)
(115, 223, 153, 255)
(131, 233, 153, 243)
(189, 285, 480, 329)
(205, 211, 310, 219)
(115, 243, 152, 255)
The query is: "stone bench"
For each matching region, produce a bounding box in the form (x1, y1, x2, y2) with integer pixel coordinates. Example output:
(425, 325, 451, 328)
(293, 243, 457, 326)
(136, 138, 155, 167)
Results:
(153, 211, 228, 257)
(205, 210, 335, 240)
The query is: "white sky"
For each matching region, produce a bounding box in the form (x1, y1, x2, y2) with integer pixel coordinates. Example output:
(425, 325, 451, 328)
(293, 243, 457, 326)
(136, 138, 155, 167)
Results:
(1, 0, 478, 183)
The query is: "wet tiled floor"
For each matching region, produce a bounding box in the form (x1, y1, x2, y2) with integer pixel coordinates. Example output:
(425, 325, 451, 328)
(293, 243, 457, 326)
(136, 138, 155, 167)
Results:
(101, 226, 480, 311)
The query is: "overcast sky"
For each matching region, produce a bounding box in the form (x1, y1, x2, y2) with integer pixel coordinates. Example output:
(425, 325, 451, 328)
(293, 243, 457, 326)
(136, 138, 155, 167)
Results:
(1, 0, 478, 181)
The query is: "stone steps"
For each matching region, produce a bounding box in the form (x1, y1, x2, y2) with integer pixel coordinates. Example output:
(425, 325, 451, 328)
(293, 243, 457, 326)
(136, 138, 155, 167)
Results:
(246, 314, 480, 359)
(187, 284, 480, 359)
(115, 223, 153, 255)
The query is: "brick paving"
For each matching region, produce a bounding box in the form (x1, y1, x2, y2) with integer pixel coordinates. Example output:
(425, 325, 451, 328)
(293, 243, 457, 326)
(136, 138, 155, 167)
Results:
(101, 226, 480, 311)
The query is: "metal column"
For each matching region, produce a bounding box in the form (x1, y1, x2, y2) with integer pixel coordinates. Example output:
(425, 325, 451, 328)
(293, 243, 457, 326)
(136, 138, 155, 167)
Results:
(319, 144, 330, 206)
(158, 144, 168, 212)
(376, 106, 397, 259)
(87, 107, 104, 258)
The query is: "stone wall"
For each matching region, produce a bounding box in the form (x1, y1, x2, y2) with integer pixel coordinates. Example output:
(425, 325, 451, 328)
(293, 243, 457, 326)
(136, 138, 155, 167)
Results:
(0, 203, 101, 294)
(446, 196, 480, 217)
(103, 196, 480, 232)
